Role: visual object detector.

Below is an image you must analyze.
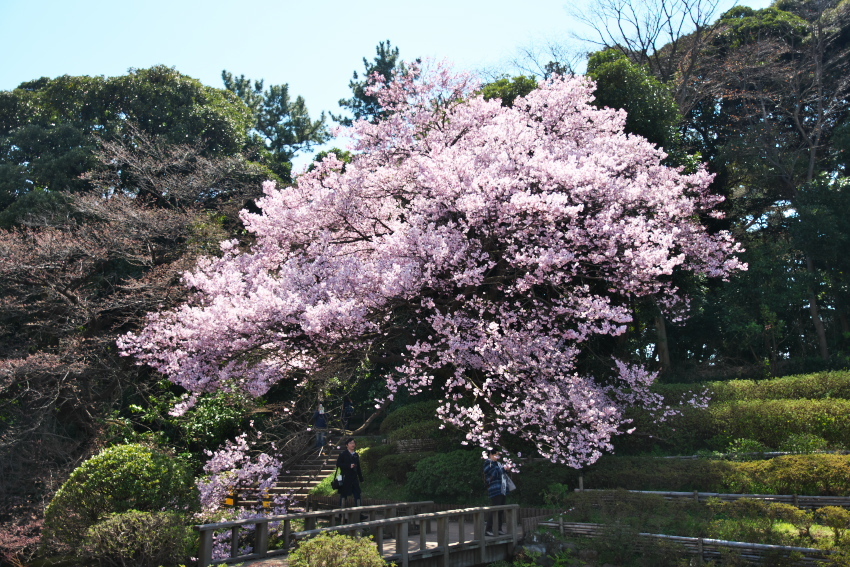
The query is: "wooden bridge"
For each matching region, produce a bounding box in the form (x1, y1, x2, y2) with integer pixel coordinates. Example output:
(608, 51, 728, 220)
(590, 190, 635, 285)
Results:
(196, 501, 524, 567)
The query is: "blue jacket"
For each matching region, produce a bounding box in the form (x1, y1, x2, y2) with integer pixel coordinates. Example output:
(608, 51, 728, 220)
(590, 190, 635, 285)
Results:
(313, 411, 328, 429)
(484, 460, 507, 498)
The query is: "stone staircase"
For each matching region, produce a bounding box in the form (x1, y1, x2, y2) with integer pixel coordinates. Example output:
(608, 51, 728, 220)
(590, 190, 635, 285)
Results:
(269, 444, 339, 511)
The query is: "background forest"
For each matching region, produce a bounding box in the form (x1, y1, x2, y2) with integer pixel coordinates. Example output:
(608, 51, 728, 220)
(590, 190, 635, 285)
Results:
(3, 0, 850, 562)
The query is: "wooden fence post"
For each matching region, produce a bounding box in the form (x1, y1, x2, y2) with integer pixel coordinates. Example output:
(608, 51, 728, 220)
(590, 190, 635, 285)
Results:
(399, 521, 409, 567)
(254, 521, 269, 556)
(478, 511, 487, 563)
(197, 528, 213, 567)
(438, 516, 449, 567)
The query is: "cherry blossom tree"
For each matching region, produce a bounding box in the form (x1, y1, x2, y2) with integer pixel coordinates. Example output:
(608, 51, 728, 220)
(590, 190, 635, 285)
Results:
(121, 62, 744, 467)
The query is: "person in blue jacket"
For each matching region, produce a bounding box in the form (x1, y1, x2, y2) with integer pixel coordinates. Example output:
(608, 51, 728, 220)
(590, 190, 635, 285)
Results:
(313, 403, 328, 451)
(483, 449, 510, 536)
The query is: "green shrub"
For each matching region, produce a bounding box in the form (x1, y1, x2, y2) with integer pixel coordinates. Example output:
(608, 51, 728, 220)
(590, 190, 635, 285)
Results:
(379, 400, 441, 434)
(732, 454, 850, 496)
(82, 510, 191, 567)
(780, 433, 833, 454)
(726, 438, 770, 458)
(288, 532, 390, 567)
(711, 399, 850, 449)
(406, 450, 486, 503)
(512, 460, 581, 506)
(43, 444, 197, 550)
(815, 506, 850, 546)
(619, 398, 850, 454)
(573, 454, 850, 496)
(359, 443, 397, 475)
(654, 371, 850, 403)
(376, 452, 435, 483)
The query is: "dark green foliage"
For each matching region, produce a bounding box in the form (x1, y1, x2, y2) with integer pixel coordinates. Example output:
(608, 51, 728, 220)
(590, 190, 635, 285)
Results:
(222, 70, 328, 181)
(379, 400, 441, 434)
(42, 444, 197, 550)
(288, 532, 389, 567)
(480, 76, 538, 107)
(0, 66, 254, 210)
(573, 454, 850, 495)
(376, 452, 435, 483)
(82, 510, 192, 567)
(511, 460, 582, 506)
(405, 450, 486, 503)
(333, 40, 409, 126)
(0, 189, 77, 228)
(587, 49, 680, 148)
(359, 443, 397, 475)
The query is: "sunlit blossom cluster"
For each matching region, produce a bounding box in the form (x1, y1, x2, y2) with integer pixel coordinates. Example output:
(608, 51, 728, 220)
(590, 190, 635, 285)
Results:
(120, 61, 743, 467)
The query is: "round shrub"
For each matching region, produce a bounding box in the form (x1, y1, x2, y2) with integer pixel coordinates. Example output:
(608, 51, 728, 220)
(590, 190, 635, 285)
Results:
(359, 443, 397, 475)
(82, 510, 191, 567)
(288, 532, 389, 567)
(376, 452, 435, 483)
(387, 420, 443, 442)
(43, 444, 197, 550)
(405, 450, 485, 503)
(379, 400, 441, 434)
(779, 433, 833, 453)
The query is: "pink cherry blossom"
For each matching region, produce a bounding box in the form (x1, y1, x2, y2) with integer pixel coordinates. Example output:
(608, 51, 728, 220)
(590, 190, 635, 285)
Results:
(120, 61, 744, 467)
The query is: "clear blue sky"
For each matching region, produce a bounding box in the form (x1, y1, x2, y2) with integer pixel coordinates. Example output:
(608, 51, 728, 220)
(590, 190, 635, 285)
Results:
(0, 0, 771, 166)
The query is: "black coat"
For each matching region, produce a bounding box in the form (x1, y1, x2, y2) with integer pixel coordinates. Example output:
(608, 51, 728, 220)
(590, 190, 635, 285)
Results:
(336, 450, 364, 491)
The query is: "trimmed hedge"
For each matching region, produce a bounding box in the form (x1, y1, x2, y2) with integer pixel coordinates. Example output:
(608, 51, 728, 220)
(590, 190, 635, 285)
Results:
(359, 443, 397, 475)
(654, 371, 850, 403)
(379, 400, 441, 434)
(619, 398, 850, 454)
(376, 452, 436, 483)
(405, 450, 487, 503)
(577, 454, 850, 496)
(83, 510, 192, 567)
(43, 444, 196, 550)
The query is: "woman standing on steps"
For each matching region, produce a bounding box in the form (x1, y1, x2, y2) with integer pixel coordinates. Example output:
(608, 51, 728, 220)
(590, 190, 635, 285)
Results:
(336, 437, 364, 511)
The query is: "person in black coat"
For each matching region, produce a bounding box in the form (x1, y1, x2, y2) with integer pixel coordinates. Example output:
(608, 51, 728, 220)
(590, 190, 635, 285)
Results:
(336, 437, 364, 509)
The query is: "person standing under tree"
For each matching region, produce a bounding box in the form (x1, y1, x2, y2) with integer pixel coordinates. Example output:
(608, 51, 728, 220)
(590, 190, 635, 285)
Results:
(336, 437, 365, 513)
(313, 403, 328, 453)
(484, 449, 510, 536)
(342, 396, 355, 432)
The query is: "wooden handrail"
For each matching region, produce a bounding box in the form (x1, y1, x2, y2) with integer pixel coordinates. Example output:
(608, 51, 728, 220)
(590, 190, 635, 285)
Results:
(195, 503, 520, 567)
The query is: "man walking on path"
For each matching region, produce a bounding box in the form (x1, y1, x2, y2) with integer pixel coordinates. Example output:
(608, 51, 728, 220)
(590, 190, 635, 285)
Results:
(313, 403, 328, 453)
(336, 437, 365, 519)
(484, 449, 510, 536)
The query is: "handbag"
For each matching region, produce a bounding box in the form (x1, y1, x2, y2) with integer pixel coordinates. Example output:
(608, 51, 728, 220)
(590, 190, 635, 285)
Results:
(505, 474, 517, 493)
(331, 468, 343, 490)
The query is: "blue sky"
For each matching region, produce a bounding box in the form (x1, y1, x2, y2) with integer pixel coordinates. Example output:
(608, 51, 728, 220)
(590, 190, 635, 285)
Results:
(0, 0, 771, 166)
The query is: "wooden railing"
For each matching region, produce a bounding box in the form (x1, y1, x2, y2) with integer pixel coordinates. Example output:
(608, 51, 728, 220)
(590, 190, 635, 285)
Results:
(196, 501, 433, 566)
(576, 488, 850, 509)
(195, 502, 520, 567)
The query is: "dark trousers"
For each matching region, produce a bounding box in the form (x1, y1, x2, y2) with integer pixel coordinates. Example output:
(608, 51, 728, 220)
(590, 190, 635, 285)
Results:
(486, 494, 506, 532)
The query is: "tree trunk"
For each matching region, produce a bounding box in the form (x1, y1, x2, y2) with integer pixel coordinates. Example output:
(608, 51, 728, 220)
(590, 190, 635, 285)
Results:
(806, 256, 830, 361)
(655, 311, 671, 374)
(351, 398, 392, 435)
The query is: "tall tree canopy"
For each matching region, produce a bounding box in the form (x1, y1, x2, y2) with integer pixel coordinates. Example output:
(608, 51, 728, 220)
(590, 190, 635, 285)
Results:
(0, 66, 254, 212)
(332, 40, 409, 125)
(221, 71, 328, 181)
(121, 62, 744, 467)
